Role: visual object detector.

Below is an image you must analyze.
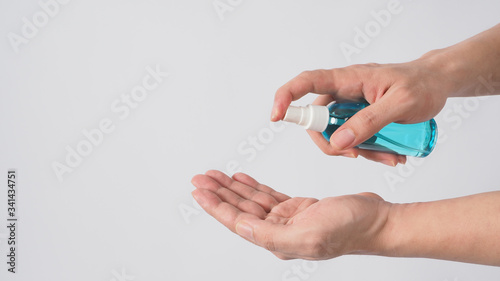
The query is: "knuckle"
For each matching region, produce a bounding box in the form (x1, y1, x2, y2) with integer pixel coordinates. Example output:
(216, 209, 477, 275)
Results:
(321, 144, 341, 156)
(365, 62, 381, 67)
(299, 69, 330, 83)
(299, 70, 314, 79)
(253, 193, 278, 210)
(321, 146, 336, 156)
(347, 63, 363, 69)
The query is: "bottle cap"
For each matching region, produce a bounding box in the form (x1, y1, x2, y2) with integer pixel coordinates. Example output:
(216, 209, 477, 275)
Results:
(283, 105, 329, 132)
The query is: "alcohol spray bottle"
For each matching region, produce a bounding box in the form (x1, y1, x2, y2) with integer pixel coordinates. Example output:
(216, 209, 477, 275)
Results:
(283, 102, 437, 157)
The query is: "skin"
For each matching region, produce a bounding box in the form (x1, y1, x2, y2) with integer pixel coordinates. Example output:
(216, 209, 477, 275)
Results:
(192, 171, 500, 265)
(192, 23, 500, 265)
(270, 23, 500, 166)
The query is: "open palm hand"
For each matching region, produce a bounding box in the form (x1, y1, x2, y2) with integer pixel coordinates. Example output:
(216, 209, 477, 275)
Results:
(191, 170, 390, 260)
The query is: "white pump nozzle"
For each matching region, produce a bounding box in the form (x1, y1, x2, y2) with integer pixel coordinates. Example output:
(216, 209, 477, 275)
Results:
(283, 105, 329, 132)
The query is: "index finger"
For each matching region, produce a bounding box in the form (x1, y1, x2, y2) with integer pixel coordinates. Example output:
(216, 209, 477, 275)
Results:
(271, 70, 336, 121)
(191, 188, 261, 234)
(272, 67, 369, 121)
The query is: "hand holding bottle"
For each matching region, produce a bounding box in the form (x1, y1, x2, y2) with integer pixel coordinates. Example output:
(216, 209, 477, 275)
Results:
(271, 24, 500, 166)
(271, 61, 453, 165)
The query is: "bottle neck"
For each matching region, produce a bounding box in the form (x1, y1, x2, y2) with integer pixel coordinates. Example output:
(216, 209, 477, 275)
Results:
(283, 105, 330, 132)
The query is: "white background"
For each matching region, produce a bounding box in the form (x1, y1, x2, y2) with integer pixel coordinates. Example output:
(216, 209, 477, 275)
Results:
(1, 0, 500, 280)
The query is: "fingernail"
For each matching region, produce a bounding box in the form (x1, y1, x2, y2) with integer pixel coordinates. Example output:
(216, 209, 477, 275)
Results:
(192, 191, 206, 208)
(331, 128, 355, 150)
(341, 153, 356, 158)
(381, 160, 397, 167)
(398, 156, 406, 165)
(236, 221, 254, 242)
(270, 108, 278, 121)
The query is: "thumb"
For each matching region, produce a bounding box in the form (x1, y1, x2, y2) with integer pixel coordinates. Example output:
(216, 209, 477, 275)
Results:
(357, 192, 384, 200)
(330, 100, 396, 151)
(236, 220, 298, 253)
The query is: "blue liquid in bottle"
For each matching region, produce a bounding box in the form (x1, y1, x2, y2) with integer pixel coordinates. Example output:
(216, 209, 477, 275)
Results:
(322, 102, 437, 157)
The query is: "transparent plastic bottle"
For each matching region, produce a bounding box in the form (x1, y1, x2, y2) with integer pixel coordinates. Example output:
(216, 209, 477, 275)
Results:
(283, 102, 438, 157)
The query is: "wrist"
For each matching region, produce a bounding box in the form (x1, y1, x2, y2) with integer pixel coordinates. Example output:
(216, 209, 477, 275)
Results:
(367, 192, 500, 265)
(417, 23, 500, 98)
(417, 47, 472, 98)
(349, 200, 395, 256)
(370, 202, 420, 258)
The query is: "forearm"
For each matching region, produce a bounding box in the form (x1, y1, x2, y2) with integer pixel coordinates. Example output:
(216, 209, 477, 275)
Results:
(379, 191, 500, 266)
(422, 23, 500, 98)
